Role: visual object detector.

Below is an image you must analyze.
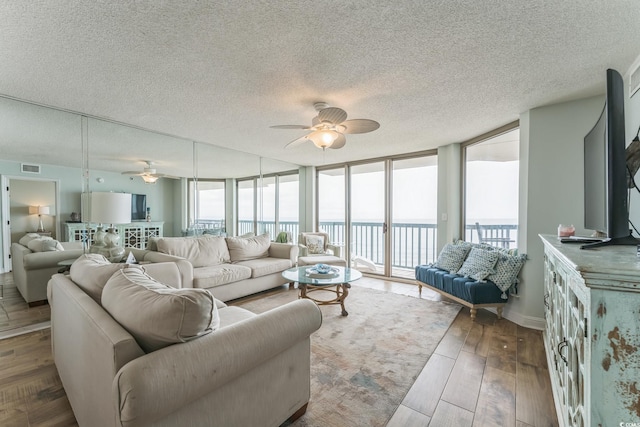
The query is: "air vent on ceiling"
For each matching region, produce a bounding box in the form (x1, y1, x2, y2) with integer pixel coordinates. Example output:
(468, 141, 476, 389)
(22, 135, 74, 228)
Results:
(21, 163, 41, 174)
(630, 62, 640, 98)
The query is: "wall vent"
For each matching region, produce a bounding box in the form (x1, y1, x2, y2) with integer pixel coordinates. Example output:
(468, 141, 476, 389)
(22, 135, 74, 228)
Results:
(21, 163, 41, 174)
(630, 62, 640, 98)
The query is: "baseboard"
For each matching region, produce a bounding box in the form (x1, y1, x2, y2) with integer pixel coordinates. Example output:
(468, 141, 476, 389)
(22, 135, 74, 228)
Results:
(485, 306, 545, 330)
(0, 321, 50, 340)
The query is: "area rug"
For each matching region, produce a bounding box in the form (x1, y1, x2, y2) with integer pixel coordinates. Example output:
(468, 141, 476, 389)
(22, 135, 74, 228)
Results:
(234, 285, 461, 427)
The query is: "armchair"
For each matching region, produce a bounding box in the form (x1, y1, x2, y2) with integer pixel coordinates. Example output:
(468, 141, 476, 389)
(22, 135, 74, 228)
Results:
(297, 232, 346, 266)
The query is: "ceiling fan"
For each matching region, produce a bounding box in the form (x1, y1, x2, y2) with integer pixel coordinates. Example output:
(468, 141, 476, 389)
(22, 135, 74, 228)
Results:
(271, 102, 380, 150)
(121, 160, 173, 184)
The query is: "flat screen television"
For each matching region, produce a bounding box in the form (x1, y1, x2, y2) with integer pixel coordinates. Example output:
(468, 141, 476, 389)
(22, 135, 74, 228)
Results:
(582, 69, 638, 249)
(131, 194, 147, 221)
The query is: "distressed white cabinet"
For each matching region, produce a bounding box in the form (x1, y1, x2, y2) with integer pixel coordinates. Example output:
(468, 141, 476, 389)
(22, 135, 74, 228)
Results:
(540, 234, 640, 426)
(65, 222, 164, 249)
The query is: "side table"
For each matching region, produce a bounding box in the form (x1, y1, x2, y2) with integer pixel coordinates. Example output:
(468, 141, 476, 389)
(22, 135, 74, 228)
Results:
(57, 258, 78, 274)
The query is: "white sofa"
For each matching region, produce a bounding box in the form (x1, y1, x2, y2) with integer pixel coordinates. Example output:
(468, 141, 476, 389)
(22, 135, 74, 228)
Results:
(48, 256, 322, 427)
(131, 233, 299, 302)
(11, 235, 85, 304)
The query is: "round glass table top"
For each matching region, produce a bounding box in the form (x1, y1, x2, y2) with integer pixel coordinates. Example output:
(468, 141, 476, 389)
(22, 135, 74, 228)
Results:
(282, 265, 362, 286)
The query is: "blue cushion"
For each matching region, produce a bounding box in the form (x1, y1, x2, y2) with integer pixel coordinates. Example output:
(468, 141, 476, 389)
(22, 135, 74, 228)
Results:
(415, 265, 506, 305)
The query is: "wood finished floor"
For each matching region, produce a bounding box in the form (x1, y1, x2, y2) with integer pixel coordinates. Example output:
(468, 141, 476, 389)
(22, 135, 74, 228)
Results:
(0, 273, 558, 427)
(0, 273, 51, 338)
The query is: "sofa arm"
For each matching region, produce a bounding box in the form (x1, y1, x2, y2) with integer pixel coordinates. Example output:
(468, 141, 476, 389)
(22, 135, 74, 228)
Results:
(113, 299, 322, 426)
(298, 243, 309, 257)
(269, 242, 299, 264)
(22, 249, 85, 270)
(327, 244, 343, 258)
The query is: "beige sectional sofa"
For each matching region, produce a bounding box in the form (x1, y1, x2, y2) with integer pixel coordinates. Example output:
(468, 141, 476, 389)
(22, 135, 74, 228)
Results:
(48, 255, 322, 427)
(129, 233, 298, 302)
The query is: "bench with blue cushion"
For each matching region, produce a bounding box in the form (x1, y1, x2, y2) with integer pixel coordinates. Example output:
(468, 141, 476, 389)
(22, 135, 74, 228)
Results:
(415, 265, 507, 320)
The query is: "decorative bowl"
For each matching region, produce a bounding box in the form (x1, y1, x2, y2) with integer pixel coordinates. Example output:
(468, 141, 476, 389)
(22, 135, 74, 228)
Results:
(314, 263, 332, 274)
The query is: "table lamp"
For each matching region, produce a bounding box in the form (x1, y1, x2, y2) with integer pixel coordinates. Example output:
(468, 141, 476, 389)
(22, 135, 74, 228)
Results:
(29, 205, 50, 232)
(89, 192, 131, 262)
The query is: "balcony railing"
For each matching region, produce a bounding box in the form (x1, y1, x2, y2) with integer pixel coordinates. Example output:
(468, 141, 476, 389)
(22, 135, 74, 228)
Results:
(232, 220, 517, 271)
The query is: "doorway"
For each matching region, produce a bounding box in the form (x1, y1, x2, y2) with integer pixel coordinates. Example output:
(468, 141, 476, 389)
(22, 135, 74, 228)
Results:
(1, 176, 60, 272)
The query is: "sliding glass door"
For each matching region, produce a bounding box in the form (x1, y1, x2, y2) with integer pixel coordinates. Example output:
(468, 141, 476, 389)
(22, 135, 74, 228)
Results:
(317, 152, 437, 278)
(391, 156, 438, 278)
(318, 168, 346, 245)
(350, 162, 386, 274)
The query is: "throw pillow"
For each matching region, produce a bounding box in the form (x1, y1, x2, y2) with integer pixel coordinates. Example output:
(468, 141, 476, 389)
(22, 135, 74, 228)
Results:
(102, 267, 219, 353)
(19, 233, 41, 247)
(456, 247, 500, 281)
(453, 239, 506, 254)
(488, 253, 527, 299)
(156, 236, 231, 268)
(305, 235, 325, 255)
(433, 243, 470, 273)
(26, 237, 64, 252)
(70, 254, 142, 303)
(225, 233, 271, 262)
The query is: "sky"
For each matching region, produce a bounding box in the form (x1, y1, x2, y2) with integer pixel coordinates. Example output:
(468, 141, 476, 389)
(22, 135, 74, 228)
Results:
(194, 160, 519, 226)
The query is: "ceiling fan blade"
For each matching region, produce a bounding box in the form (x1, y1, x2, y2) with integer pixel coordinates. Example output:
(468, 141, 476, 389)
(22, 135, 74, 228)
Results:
(270, 125, 311, 130)
(329, 133, 346, 149)
(318, 107, 347, 125)
(284, 134, 310, 149)
(340, 119, 380, 134)
(122, 171, 144, 176)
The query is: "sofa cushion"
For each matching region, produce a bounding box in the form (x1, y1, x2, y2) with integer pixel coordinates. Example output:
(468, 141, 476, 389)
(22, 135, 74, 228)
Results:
(235, 257, 293, 278)
(26, 237, 64, 252)
(456, 247, 500, 281)
(157, 236, 230, 268)
(19, 233, 42, 247)
(433, 243, 470, 274)
(102, 267, 219, 353)
(70, 254, 142, 303)
(192, 264, 252, 288)
(225, 233, 270, 262)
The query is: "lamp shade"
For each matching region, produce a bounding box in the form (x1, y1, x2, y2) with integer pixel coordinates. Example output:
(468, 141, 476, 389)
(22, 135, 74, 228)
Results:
(29, 205, 50, 215)
(90, 192, 132, 224)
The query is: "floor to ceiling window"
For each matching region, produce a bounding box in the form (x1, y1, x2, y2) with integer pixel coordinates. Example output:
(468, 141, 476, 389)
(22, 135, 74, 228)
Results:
(317, 152, 437, 278)
(317, 167, 346, 245)
(277, 172, 300, 241)
(237, 171, 299, 240)
(463, 127, 519, 249)
(391, 156, 438, 277)
(188, 179, 226, 233)
(237, 178, 255, 236)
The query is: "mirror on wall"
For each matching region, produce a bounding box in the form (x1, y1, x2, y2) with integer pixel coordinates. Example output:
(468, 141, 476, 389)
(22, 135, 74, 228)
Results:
(0, 94, 301, 270)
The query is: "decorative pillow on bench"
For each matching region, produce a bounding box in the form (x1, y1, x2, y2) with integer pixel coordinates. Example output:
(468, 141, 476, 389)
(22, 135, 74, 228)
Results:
(488, 253, 527, 299)
(433, 243, 470, 273)
(456, 247, 500, 281)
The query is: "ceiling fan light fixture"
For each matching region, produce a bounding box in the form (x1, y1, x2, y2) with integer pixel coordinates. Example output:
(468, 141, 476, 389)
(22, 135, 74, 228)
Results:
(309, 129, 339, 149)
(141, 175, 159, 184)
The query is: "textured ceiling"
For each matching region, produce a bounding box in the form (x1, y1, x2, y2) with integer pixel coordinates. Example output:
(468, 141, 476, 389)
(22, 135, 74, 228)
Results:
(1, 0, 639, 173)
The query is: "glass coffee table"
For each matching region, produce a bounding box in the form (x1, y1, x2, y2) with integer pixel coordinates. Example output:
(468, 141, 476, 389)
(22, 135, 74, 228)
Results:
(282, 265, 362, 316)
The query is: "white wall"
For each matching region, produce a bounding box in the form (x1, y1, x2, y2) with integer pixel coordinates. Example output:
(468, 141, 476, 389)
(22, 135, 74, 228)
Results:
(513, 96, 604, 327)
